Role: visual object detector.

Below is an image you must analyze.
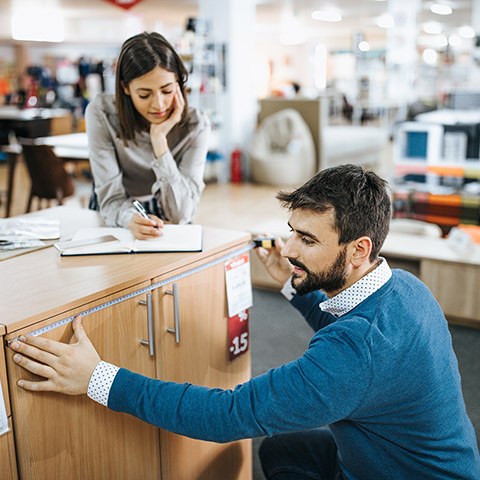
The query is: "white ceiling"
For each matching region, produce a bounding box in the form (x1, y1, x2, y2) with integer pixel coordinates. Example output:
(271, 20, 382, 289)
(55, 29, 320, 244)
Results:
(257, 0, 474, 31)
(0, 0, 475, 45)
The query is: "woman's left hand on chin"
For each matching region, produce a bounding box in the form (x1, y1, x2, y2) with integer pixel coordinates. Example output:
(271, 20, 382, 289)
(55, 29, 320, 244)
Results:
(150, 83, 185, 157)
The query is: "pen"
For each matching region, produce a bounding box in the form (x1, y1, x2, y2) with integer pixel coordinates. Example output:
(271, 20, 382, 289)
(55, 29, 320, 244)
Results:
(132, 200, 159, 229)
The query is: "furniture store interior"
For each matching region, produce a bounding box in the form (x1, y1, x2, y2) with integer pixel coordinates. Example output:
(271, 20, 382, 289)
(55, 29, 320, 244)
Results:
(0, 1, 479, 479)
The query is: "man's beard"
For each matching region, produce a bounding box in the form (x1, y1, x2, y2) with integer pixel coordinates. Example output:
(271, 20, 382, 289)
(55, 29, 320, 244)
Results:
(290, 246, 348, 296)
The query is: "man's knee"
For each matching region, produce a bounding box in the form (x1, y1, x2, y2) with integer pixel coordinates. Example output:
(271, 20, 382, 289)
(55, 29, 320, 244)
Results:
(259, 435, 281, 458)
(259, 435, 281, 474)
(259, 433, 297, 462)
(258, 432, 309, 475)
(258, 429, 340, 480)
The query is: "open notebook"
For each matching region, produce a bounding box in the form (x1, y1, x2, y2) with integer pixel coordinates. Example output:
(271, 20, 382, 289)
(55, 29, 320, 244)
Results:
(54, 225, 203, 256)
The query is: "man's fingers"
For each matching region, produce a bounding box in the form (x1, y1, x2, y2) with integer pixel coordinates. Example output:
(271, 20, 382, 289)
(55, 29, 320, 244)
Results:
(72, 316, 88, 343)
(255, 247, 268, 262)
(18, 378, 56, 392)
(13, 353, 56, 379)
(18, 333, 66, 356)
(274, 236, 284, 251)
(10, 338, 59, 364)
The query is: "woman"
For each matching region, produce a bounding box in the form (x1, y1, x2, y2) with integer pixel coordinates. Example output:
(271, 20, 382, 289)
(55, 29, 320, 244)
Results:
(86, 32, 210, 239)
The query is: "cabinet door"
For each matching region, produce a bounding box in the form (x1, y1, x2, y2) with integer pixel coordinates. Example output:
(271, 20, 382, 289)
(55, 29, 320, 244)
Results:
(153, 261, 252, 480)
(421, 260, 480, 324)
(6, 282, 161, 480)
(0, 419, 18, 480)
(1, 336, 18, 480)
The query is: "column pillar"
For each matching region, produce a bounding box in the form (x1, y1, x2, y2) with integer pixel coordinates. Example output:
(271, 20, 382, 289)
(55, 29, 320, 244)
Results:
(199, 0, 257, 181)
(385, 0, 420, 104)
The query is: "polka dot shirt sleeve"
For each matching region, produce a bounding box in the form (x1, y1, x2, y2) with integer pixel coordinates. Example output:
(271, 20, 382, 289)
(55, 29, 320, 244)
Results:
(87, 361, 120, 407)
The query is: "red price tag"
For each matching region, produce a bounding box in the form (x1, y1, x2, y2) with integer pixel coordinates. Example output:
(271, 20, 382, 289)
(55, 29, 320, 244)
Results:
(228, 309, 249, 362)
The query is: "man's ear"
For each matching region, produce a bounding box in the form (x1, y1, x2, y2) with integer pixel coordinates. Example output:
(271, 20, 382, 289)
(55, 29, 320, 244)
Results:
(350, 236, 372, 267)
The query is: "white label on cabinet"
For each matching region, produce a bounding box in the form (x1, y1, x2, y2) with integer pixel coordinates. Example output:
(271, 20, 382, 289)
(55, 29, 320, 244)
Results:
(225, 253, 253, 318)
(0, 382, 8, 435)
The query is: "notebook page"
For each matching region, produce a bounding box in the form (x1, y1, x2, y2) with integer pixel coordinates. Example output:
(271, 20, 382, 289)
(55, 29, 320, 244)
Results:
(133, 224, 202, 252)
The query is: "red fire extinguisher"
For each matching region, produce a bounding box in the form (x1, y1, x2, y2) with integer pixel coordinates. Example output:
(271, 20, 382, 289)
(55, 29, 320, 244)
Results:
(231, 148, 242, 183)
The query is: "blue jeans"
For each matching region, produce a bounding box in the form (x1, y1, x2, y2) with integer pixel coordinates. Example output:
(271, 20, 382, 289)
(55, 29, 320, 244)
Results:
(259, 428, 345, 480)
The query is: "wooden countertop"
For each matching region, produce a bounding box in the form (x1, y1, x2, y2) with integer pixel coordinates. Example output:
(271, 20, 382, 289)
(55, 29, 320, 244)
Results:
(0, 209, 250, 333)
(0, 207, 104, 262)
(381, 232, 480, 267)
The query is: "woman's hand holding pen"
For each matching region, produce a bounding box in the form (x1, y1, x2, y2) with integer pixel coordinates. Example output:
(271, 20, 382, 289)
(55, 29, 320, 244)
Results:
(129, 213, 164, 240)
(150, 83, 185, 158)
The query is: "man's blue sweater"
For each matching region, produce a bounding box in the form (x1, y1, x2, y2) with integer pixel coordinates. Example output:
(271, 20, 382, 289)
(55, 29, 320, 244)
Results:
(108, 269, 480, 479)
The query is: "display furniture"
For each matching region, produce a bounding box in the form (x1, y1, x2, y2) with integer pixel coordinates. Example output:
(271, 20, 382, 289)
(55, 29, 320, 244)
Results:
(1, 212, 252, 480)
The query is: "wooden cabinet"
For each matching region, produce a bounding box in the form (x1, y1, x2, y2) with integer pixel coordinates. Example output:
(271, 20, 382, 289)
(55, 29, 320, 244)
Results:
(1, 331, 18, 480)
(1, 224, 252, 480)
(0, 419, 18, 480)
(381, 232, 480, 326)
(421, 260, 480, 325)
(6, 282, 161, 480)
(153, 260, 252, 480)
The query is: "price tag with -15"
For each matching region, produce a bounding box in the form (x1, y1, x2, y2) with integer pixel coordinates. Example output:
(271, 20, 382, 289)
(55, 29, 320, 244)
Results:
(228, 309, 249, 362)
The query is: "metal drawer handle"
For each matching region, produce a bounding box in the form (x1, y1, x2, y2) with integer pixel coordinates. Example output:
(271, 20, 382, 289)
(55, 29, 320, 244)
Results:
(139, 292, 155, 356)
(165, 283, 180, 343)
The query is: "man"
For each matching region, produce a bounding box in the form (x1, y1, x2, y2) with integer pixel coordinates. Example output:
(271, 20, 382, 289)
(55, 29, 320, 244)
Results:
(11, 165, 480, 479)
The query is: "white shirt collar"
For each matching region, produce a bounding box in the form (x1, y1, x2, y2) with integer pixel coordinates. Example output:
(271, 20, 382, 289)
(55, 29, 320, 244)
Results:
(319, 257, 392, 317)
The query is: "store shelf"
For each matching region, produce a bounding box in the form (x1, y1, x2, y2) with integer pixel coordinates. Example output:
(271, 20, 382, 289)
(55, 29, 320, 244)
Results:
(178, 20, 228, 183)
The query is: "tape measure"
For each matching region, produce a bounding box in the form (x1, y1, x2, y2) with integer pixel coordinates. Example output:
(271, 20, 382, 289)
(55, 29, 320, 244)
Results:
(8, 242, 255, 343)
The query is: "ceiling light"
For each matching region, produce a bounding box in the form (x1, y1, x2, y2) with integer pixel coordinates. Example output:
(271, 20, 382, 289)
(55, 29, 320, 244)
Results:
(458, 25, 475, 39)
(358, 41, 370, 52)
(423, 48, 438, 65)
(11, 10, 65, 42)
(311, 10, 342, 22)
(430, 4, 452, 15)
(376, 14, 394, 29)
(448, 34, 462, 47)
(423, 22, 442, 34)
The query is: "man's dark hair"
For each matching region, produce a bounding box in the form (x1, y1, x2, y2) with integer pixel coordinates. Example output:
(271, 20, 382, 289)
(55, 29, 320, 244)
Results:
(277, 164, 391, 262)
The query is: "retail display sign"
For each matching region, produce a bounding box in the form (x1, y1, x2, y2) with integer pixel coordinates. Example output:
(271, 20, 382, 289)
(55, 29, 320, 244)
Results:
(102, 0, 144, 10)
(225, 253, 253, 318)
(228, 309, 249, 362)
